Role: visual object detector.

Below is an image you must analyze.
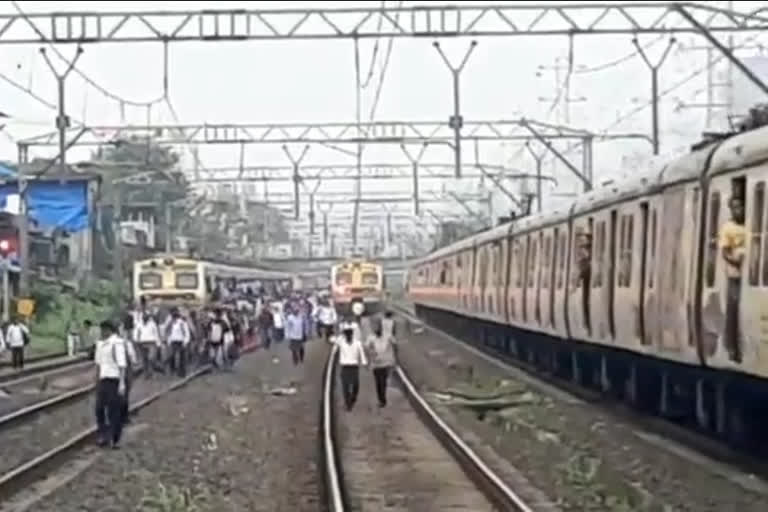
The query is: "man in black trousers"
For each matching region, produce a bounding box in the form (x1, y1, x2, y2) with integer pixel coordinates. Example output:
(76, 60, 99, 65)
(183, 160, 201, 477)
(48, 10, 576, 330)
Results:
(94, 320, 128, 449)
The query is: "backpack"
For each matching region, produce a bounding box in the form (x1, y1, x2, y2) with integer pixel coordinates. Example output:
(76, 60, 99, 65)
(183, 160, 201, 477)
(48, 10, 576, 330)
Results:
(209, 320, 224, 343)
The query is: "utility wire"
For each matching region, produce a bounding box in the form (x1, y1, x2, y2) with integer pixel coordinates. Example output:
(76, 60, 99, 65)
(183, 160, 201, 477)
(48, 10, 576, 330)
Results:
(360, 1, 386, 90)
(575, 35, 666, 74)
(10, 0, 166, 109)
(368, 0, 402, 120)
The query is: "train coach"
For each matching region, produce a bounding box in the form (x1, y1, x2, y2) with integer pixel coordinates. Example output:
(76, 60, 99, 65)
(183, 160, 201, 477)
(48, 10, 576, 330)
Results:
(407, 114, 768, 446)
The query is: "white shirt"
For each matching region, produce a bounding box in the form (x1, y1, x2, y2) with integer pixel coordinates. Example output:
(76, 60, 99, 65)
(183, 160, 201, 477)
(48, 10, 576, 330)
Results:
(6, 323, 29, 348)
(167, 318, 191, 345)
(314, 306, 337, 326)
(94, 334, 127, 379)
(134, 319, 161, 345)
(333, 335, 368, 367)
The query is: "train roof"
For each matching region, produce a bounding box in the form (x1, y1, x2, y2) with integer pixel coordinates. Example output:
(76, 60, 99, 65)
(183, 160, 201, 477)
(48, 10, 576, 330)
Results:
(708, 123, 768, 179)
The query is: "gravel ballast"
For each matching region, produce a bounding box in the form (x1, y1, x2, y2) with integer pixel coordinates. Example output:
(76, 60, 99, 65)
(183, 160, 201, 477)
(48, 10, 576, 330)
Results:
(30, 340, 329, 512)
(395, 312, 768, 512)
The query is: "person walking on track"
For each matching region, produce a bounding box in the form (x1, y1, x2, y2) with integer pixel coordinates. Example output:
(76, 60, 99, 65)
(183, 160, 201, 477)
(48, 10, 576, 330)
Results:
(365, 317, 397, 408)
(94, 320, 127, 449)
(119, 315, 139, 424)
(165, 309, 191, 378)
(134, 311, 161, 378)
(332, 321, 368, 411)
(314, 298, 337, 342)
(207, 309, 228, 369)
(285, 304, 305, 366)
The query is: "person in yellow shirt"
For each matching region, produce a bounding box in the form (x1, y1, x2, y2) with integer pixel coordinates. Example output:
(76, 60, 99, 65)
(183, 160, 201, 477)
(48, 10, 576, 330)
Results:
(719, 195, 745, 363)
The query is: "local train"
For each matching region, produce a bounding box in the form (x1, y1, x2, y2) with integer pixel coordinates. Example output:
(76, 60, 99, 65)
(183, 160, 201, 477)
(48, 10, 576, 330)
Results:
(132, 255, 293, 306)
(331, 258, 385, 315)
(407, 117, 768, 445)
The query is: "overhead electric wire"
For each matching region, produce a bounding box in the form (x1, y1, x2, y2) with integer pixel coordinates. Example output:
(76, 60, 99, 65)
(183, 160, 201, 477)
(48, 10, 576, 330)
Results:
(368, 0, 402, 121)
(575, 35, 666, 74)
(10, 0, 166, 109)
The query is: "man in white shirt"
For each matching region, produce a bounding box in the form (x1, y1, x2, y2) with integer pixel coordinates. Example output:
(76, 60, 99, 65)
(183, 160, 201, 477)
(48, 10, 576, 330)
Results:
(94, 320, 127, 449)
(313, 299, 337, 342)
(165, 309, 191, 378)
(332, 321, 368, 411)
(6, 317, 30, 370)
(133, 312, 161, 379)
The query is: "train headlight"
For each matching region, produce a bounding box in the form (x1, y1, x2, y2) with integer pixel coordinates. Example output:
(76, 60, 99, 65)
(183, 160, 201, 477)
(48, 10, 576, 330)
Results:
(352, 301, 365, 316)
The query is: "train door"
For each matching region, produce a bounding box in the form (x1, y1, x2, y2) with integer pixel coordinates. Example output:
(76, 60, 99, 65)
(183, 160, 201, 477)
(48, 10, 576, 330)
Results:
(522, 234, 532, 323)
(654, 184, 698, 360)
(553, 225, 569, 338)
(614, 202, 643, 351)
(740, 172, 768, 377)
(589, 210, 610, 343)
(702, 172, 766, 373)
(567, 216, 591, 341)
(484, 242, 497, 317)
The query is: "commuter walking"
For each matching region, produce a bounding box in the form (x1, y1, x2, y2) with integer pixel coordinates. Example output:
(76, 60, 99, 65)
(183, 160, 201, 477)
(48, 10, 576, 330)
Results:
(94, 321, 127, 449)
(6, 317, 29, 370)
(207, 309, 228, 369)
(314, 299, 337, 342)
(257, 305, 273, 350)
(285, 305, 305, 366)
(365, 317, 397, 407)
(332, 321, 368, 411)
(134, 312, 161, 378)
(165, 309, 191, 377)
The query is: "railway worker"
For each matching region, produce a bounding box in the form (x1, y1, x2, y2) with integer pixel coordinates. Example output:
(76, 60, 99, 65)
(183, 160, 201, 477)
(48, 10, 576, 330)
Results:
(6, 316, 29, 370)
(720, 193, 746, 363)
(365, 317, 397, 408)
(94, 320, 127, 449)
(314, 298, 337, 342)
(332, 321, 368, 411)
(165, 308, 191, 378)
(285, 304, 306, 366)
(134, 311, 161, 378)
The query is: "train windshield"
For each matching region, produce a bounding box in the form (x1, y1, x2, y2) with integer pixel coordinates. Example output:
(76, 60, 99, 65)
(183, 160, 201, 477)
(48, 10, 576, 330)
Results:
(336, 272, 352, 285)
(176, 273, 199, 289)
(139, 273, 162, 290)
(362, 272, 379, 285)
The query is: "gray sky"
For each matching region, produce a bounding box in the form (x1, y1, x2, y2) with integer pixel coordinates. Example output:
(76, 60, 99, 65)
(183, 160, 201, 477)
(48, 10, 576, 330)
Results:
(1, 0, 767, 243)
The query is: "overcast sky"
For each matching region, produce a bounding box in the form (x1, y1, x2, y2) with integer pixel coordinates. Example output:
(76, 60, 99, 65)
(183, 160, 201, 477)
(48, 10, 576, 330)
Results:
(1, 0, 767, 240)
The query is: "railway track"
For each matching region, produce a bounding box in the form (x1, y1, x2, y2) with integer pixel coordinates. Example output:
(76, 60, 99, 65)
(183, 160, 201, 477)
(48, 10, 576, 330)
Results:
(321, 344, 534, 512)
(391, 303, 768, 487)
(0, 366, 211, 508)
(0, 355, 90, 386)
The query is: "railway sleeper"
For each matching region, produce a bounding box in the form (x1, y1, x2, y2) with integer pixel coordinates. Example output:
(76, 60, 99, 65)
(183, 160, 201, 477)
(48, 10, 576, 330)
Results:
(415, 304, 768, 456)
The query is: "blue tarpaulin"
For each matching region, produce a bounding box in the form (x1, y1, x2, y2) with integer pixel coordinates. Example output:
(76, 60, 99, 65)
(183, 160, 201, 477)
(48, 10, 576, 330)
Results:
(0, 180, 89, 232)
(0, 163, 16, 178)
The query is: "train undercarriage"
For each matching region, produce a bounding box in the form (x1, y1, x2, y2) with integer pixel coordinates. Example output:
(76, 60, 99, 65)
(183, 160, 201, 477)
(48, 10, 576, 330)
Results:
(414, 303, 768, 453)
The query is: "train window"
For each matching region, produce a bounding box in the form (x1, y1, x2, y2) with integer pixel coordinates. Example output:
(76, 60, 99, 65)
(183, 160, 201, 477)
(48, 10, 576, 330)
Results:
(649, 208, 657, 288)
(593, 221, 605, 288)
(336, 272, 352, 286)
(557, 231, 566, 289)
(176, 273, 199, 290)
(362, 272, 379, 285)
(706, 191, 721, 288)
(542, 235, 551, 289)
(749, 182, 765, 286)
(618, 214, 634, 288)
(528, 237, 538, 288)
(139, 272, 161, 290)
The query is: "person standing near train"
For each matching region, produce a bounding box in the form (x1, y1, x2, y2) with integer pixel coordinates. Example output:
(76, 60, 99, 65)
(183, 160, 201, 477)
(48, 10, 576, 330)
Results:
(720, 193, 746, 363)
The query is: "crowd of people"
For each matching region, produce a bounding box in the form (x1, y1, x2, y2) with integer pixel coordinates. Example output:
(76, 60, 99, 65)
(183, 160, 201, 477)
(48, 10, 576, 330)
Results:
(87, 284, 398, 449)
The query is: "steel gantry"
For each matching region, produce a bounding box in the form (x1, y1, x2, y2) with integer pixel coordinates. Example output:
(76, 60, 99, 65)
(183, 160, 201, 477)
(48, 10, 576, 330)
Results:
(9, 2, 768, 291)
(17, 118, 597, 217)
(1, 3, 767, 43)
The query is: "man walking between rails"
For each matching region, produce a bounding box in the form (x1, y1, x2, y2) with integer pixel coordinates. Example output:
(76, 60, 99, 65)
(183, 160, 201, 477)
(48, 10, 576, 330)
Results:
(94, 320, 127, 449)
(365, 316, 397, 408)
(165, 309, 191, 378)
(331, 320, 368, 411)
(285, 304, 306, 366)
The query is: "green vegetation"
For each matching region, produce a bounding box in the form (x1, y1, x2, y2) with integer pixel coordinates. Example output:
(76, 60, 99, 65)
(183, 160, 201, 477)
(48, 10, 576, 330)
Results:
(25, 279, 119, 357)
(138, 482, 209, 512)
